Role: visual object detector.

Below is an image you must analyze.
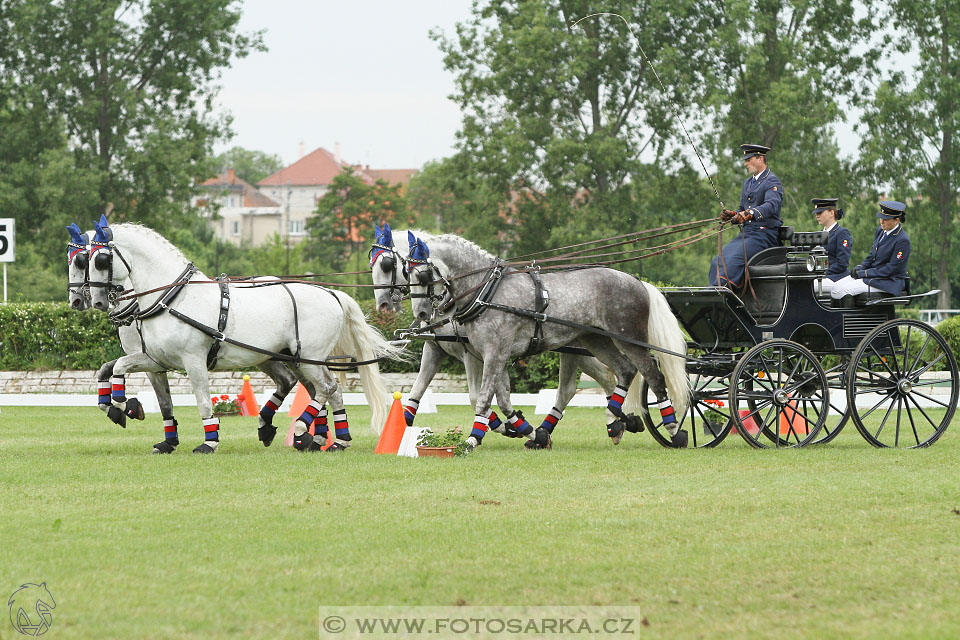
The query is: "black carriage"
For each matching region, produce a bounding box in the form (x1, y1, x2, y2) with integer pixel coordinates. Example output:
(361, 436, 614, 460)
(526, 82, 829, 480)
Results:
(640, 226, 959, 449)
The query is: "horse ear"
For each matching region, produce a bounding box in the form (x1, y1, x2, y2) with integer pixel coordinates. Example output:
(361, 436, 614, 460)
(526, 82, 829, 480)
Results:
(419, 239, 430, 257)
(66, 223, 85, 244)
(384, 222, 391, 233)
(98, 213, 109, 228)
(407, 230, 416, 246)
(375, 224, 381, 236)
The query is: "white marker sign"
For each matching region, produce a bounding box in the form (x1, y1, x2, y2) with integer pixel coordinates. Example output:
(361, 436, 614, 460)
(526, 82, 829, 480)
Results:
(0, 218, 14, 262)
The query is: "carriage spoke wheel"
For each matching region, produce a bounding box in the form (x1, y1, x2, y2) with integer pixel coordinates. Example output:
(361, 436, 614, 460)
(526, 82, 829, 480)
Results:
(641, 374, 732, 448)
(847, 319, 958, 448)
(729, 340, 828, 448)
(808, 356, 852, 445)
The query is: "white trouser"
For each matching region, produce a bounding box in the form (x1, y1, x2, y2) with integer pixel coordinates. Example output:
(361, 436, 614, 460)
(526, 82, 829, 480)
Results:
(830, 275, 877, 299)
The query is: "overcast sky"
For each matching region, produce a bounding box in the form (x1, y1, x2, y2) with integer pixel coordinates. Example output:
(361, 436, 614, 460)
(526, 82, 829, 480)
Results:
(214, 1, 473, 170)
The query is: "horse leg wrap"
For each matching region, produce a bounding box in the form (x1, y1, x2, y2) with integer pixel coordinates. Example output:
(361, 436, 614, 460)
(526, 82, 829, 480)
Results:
(154, 417, 179, 452)
(523, 426, 553, 450)
(297, 400, 322, 431)
(468, 414, 489, 445)
(623, 414, 644, 433)
(606, 385, 630, 444)
(257, 393, 283, 446)
(202, 416, 219, 442)
(313, 406, 330, 438)
(332, 408, 350, 441)
(539, 407, 563, 433)
(97, 380, 111, 407)
(403, 398, 419, 426)
(504, 410, 533, 438)
(487, 410, 503, 433)
(110, 375, 126, 405)
(657, 400, 679, 436)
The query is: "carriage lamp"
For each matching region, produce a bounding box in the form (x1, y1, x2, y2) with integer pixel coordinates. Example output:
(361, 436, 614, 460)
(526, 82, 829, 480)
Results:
(806, 247, 828, 272)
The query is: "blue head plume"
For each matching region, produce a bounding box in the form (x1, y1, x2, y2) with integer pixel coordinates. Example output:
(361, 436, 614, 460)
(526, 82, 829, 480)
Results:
(93, 214, 111, 242)
(375, 223, 394, 247)
(408, 233, 430, 263)
(66, 223, 86, 245)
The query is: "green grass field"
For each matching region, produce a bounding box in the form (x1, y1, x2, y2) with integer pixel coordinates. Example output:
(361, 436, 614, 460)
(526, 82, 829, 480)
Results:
(1, 405, 958, 639)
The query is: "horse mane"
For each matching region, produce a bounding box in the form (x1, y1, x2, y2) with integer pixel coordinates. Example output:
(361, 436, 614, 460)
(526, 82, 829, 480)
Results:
(114, 223, 189, 262)
(422, 233, 498, 262)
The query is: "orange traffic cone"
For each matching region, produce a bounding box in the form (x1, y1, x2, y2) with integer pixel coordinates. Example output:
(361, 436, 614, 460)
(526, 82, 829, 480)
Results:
(374, 391, 407, 455)
(238, 375, 260, 417)
(287, 383, 311, 417)
(778, 400, 809, 436)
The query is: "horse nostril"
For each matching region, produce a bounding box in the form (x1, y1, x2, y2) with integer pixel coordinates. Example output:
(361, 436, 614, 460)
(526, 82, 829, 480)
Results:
(378, 302, 390, 312)
(71, 299, 81, 309)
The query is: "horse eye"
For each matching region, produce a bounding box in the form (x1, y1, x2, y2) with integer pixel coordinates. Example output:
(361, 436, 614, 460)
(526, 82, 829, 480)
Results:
(73, 253, 88, 270)
(379, 255, 395, 272)
(94, 252, 111, 270)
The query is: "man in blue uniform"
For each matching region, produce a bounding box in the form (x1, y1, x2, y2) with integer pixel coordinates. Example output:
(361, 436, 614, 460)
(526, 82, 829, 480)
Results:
(709, 144, 783, 288)
(830, 200, 910, 307)
(812, 197, 852, 292)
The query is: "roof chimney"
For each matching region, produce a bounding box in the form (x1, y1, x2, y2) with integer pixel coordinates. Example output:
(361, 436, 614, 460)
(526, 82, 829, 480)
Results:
(297, 140, 305, 159)
(226, 168, 236, 183)
(334, 141, 342, 164)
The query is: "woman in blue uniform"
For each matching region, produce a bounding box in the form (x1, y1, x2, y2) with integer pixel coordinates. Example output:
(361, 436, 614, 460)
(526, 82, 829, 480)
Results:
(710, 143, 783, 288)
(812, 197, 852, 292)
(830, 201, 910, 307)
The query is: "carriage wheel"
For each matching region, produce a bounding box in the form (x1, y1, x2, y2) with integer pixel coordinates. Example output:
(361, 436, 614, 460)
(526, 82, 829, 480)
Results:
(729, 340, 828, 448)
(640, 375, 732, 448)
(808, 356, 852, 445)
(847, 319, 958, 448)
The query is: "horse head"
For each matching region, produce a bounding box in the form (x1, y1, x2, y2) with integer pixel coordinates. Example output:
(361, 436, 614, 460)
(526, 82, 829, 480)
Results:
(87, 214, 130, 311)
(370, 223, 407, 312)
(66, 223, 92, 309)
(405, 233, 446, 322)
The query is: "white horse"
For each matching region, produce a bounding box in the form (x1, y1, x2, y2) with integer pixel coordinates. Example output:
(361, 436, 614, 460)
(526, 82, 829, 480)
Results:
(370, 224, 618, 448)
(67, 224, 335, 453)
(80, 216, 403, 453)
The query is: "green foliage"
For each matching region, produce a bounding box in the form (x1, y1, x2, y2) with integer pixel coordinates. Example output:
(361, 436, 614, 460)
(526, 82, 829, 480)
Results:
(936, 315, 960, 364)
(0, 303, 123, 369)
(212, 146, 284, 185)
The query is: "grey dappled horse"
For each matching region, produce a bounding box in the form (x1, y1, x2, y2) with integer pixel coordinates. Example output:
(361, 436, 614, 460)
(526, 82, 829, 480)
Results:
(79, 216, 402, 453)
(406, 232, 690, 449)
(371, 224, 616, 448)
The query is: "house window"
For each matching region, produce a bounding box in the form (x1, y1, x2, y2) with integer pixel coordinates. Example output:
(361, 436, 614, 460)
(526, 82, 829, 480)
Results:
(288, 220, 305, 235)
(231, 221, 240, 236)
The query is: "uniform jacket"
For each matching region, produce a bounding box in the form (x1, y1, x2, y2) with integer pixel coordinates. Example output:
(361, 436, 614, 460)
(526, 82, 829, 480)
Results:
(739, 168, 783, 233)
(825, 224, 853, 281)
(854, 225, 911, 295)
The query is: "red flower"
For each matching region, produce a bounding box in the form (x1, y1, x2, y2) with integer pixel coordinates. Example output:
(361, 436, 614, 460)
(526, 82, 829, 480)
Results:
(220, 394, 229, 401)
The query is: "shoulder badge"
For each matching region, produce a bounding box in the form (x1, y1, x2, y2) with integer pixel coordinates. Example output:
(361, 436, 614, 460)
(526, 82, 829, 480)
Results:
(772, 186, 778, 191)
(842, 239, 848, 247)
(897, 251, 903, 259)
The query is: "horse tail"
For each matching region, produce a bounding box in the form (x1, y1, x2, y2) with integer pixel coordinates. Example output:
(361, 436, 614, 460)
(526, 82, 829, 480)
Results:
(331, 291, 408, 434)
(638, 281, 689, 418)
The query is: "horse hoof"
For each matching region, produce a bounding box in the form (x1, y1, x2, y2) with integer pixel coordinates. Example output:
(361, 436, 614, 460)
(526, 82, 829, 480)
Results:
(314, 440, 349, 452)
(153, 441, 177, 454)
(607, 419, 625, 445)
(107, 405, 127, 428)
(671, 429, 689, 448)
(124, 397, 145, 420)
(258, 425, 277, 447)
(463, 436, 480, 453)
(524, 427, 552, 450)
(193, 442, 218, 454)
(624, 413, 645, 433)
(292, 431, 315, 451)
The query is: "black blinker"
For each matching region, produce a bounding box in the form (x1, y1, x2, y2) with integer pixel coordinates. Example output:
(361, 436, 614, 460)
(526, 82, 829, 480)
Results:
(74, 253, 88, 270)
(379, 254, 395, 273)
(416, 270, 432, 285)
(94, 252, 111, 270)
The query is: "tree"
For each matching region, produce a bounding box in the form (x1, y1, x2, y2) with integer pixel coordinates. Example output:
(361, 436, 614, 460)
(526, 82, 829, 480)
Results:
(858, 1, 960, 307)
(432, 1, 724, 255)
(212, 146, 284, 185)
(305, 168, 412, 289)
(2, 0, 264, 235)
(704, 0, 879, 225)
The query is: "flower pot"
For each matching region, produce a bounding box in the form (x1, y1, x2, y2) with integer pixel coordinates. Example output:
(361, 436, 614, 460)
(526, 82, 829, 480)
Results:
(416, 445, 457, 458)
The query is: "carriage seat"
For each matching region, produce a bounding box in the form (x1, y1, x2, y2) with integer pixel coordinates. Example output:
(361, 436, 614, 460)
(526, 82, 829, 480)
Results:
(853, 277, 911, 305)
(746, 228, 831, 278)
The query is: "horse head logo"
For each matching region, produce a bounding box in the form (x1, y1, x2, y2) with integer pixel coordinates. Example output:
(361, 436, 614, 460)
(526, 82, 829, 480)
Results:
(8, 582, 56, 636)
